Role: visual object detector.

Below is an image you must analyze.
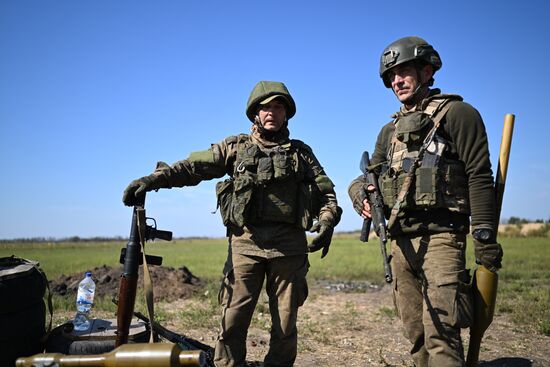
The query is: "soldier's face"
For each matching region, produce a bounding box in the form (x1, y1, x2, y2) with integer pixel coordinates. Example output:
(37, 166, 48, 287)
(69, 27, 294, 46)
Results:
(388, 63, 433, 105)
(258, 100, 287, 131)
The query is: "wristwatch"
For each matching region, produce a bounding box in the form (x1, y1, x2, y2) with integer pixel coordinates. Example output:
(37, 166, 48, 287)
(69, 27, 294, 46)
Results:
(472, 228, 494, 243)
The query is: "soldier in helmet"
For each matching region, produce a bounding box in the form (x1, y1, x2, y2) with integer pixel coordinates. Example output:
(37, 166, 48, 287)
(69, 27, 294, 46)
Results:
(348, 37, 503, 366)
(123, 80, 342, 367)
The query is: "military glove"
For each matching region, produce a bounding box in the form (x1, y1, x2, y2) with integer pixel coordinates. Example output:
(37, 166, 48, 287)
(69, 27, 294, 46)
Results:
(122, 174, 163, 206)
(308, 220, 334, 259)
(350, 184, 368, 216)
(474, 240, 503, 273)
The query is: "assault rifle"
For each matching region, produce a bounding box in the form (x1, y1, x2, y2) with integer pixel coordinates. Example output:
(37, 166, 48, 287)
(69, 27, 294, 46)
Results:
(16, 343, 206, 367)
(359, 152, 392, 283)
(115, 193, 172, 347)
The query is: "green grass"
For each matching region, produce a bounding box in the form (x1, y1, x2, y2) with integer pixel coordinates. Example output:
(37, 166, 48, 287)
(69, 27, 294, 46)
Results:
(0, 238, 230, 280)
(307, 233, 388, 284)
(2, 234, 549, 335)
(486, 237, 550, 335)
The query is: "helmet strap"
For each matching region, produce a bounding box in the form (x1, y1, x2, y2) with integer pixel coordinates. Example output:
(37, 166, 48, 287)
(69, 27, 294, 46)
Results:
(400, 64, 430, 107)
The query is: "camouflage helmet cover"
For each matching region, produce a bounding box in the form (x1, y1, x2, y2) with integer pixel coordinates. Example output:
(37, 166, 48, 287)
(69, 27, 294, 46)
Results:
(379, 36, 442, 88)
(246, 81, 296, 122)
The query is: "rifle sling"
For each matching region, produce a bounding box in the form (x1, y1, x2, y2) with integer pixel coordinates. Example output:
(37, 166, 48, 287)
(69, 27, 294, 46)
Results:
(136, 207, 156, 343)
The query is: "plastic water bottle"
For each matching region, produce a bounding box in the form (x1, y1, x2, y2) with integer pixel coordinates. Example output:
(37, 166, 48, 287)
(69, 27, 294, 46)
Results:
(73, 272, 95, 331)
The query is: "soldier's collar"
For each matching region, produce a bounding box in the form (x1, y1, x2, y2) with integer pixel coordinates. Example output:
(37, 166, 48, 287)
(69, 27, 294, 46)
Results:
(392, 88, 442, 118)
(250, 125, 290, 148)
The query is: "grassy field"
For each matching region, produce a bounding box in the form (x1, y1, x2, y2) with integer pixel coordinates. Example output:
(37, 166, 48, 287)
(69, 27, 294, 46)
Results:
(1, 234, 549, 335)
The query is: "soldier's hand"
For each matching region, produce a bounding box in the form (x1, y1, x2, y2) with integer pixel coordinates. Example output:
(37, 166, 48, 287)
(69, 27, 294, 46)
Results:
(352, 184, 375, 218)
(122, 175, 156, 206)
(308, 220, 334, 259)
(474, 240, 503, 273)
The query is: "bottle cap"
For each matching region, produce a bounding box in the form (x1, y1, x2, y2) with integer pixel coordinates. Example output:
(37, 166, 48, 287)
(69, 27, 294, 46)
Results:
(85, 271, 92, 277)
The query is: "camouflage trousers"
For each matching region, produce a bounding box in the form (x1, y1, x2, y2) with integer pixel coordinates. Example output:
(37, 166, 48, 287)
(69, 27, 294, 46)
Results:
(391, 232, 473, 367)
(213, 250, 309, 367)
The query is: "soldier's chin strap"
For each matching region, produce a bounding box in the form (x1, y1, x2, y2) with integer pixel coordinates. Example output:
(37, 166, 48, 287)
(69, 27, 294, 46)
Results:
(398, 63, 433, 107)
(402, 84, 424, 105)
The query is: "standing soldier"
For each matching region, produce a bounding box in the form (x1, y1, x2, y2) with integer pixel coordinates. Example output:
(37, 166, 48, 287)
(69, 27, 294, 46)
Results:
(123, 80, 342, 367)
(348, 37, 503, 366)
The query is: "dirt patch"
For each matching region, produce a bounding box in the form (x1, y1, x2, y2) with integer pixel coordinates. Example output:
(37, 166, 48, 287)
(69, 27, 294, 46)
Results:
(49, 269, 550, 366)
(49, 264, 202, 302)
(168, 284, 550, 367)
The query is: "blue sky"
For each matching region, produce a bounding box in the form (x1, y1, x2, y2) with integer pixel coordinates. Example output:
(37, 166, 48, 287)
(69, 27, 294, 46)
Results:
(1, 1, 549, 239)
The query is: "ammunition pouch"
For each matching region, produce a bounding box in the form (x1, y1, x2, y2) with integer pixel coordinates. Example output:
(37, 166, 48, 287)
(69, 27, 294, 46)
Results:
(381, 162, 469, 214)
(216, 179, 234, 227)
(215, 176, 254, 228)
(415, 166, 438, 207)
(233, 176, 254, 228)
(272, 153, 293, 181)
(394, 111, 432, 144)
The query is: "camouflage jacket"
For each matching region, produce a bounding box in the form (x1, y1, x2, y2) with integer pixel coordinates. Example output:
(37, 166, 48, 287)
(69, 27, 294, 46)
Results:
(152, 127, 340, 258)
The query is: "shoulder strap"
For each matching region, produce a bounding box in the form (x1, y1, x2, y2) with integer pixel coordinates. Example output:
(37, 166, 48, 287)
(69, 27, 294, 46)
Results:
(40, 270, 53, 343)
(425, 97, 457, 127)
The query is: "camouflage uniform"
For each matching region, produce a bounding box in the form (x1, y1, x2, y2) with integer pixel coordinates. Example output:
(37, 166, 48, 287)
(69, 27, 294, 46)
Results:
(349, 37, 500, 367)
(123, 81, 341, 367)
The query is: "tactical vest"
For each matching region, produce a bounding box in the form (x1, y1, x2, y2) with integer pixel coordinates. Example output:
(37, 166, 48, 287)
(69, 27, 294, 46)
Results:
(380, 95, 470, 222)
(216, 135, 311, 229)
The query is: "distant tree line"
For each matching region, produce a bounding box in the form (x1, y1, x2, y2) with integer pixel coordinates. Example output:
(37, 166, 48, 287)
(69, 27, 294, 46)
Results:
(504, 217, 550, 225)
(1, 217, 548, 243)
(0, 235, 213, 243)
(0, 236, 125, 244)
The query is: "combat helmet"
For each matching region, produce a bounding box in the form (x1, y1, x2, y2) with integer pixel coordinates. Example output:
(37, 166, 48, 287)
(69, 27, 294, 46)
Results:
(379, 36, 442, 88)
(246, 81, 296, 122)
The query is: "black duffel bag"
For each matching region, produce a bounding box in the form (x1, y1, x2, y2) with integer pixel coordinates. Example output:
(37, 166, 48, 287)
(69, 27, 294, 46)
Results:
(0, 255, 52, 366)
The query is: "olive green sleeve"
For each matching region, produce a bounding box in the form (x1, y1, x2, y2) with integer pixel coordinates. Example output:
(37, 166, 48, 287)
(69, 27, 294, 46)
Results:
(148, 136, 239, 188)
(443, 102, 496, 229)
(299, 143, 341, 226)
(371, 122, 394, 167)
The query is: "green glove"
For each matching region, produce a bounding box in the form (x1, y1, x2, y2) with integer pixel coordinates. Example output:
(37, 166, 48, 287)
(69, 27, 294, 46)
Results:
(350, 184, 368, 216)
(122, 174, 163, 206)
(308, 220, 334, 259)
(474, 240, 503, 273)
